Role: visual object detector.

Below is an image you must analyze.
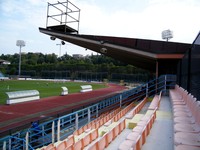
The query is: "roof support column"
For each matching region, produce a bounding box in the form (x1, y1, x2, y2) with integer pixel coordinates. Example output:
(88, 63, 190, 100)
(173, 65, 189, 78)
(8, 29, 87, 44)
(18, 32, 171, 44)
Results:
(156, 60, 159, 79)
(156, 61, 159, 93)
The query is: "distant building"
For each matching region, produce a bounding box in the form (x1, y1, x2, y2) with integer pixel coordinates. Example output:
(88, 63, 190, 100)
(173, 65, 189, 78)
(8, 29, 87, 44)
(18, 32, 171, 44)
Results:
(0, 59, 11, 65)
(72, 54, 84, 59)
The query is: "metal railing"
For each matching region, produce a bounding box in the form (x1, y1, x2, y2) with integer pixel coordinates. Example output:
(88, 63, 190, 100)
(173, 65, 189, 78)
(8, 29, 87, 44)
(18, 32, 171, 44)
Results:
(0, 75, 176, 150)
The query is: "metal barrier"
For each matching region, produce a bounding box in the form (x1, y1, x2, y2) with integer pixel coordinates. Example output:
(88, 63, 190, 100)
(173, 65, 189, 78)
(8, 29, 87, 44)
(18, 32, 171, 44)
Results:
(0, 75, 176, 150)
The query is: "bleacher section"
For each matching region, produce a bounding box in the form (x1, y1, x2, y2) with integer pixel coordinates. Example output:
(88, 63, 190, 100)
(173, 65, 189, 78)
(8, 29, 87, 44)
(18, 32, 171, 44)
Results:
(118, 93, 161, 150)
(40, 85, 198, 150)
(4, 75, 196, 150)
(38, 93, 164, 150)
(170, 85, 200, 150)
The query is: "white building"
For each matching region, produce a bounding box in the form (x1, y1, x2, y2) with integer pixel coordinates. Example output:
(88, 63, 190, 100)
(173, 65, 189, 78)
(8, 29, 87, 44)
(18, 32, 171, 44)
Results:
(72, 54, 84, 59)
(0, 59, 11, 65)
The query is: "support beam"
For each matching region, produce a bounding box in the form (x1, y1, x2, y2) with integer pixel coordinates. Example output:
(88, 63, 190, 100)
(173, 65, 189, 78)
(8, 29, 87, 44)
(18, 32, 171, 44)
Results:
(52, 121, 55, 144)
(146, 83, 148, 97)
(57, 119, 61, 141)
(120, 94, 122, 108)
(88, 108, 91, 123)
(3, 141, 6, 150)
(26, 132, 29, 150)
(75, 113, 78, 130)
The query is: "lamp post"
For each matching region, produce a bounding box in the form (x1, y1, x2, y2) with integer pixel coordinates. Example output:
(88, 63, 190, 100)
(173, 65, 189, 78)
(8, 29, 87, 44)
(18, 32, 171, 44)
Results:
(16, 40, 25, 78)
(56, 43, 61, 57)
(162, 29, 173, 42)
(56, 41, 65, 57)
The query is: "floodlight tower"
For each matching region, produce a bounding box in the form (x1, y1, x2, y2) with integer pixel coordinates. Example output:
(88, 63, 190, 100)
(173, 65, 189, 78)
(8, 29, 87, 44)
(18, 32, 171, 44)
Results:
(56, 41, 65, 57)
(16, 40, 25, 78)
(162, 29, 173, 42)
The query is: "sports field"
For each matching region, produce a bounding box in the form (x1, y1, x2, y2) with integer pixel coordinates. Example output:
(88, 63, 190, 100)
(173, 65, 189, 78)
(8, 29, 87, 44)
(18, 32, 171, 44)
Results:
(0, 80, 107, 104)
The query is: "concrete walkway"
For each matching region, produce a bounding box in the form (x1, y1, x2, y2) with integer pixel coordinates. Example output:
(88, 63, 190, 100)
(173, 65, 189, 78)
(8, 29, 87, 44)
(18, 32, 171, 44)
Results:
(142, 96, 173, 150)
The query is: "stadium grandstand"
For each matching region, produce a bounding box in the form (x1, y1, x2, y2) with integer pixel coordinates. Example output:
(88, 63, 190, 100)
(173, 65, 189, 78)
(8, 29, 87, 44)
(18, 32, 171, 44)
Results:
(0, 1, 200, 150)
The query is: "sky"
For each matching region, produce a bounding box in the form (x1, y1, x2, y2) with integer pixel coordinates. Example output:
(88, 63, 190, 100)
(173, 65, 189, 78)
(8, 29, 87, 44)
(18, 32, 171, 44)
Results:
(0, 0, 200, 56)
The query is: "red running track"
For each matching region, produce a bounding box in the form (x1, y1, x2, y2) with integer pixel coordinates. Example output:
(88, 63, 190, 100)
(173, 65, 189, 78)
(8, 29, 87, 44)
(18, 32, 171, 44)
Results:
(0, 83, 126, 134)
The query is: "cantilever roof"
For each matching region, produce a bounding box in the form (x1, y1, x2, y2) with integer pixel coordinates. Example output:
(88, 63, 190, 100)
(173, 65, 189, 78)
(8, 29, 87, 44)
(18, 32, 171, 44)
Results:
(39, 27, 191, 73)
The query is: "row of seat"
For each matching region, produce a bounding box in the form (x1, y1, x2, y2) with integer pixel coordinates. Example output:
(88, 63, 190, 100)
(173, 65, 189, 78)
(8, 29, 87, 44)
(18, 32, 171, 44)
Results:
(125, 97, 147, 119)
(71, 98, 140, 149)
(39, 98, 143, 150)
(41, 134, 75, 150)
(148, 94, 160, 110)
(170, 85, 200, 150)
(70, 99, 140, 150)
(57, 101, 134, 150)
(73, 107, 121, 136)
(88, 119, 126, 150)
(64, 129, 99, 150)
(39, 107, 124, 150)
(118, 100, 158, 150)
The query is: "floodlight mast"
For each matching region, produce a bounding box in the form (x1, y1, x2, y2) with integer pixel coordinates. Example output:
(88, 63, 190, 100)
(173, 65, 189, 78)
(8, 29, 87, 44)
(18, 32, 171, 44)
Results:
(56, 41, 65, 57)
(16, 40, 25, 78)
(162, 29, 173, 42)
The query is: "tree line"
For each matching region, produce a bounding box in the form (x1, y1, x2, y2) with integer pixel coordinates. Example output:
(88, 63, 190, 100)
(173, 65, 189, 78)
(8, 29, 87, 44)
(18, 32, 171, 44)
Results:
(0, 53, 154, 82)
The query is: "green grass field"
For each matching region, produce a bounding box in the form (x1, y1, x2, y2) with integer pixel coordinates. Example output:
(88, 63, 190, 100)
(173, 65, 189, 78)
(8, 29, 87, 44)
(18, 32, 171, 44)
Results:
(0, 80, 107, 104)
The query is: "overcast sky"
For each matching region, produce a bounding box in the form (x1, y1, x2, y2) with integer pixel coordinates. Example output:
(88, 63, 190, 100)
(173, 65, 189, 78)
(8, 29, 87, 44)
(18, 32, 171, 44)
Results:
(0, 0, 200, 56)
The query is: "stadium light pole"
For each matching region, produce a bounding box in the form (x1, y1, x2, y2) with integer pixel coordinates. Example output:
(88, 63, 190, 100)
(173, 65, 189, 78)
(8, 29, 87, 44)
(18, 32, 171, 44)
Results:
(162, 29, 173, 42)
(56, 43, 61, 57)
(56, 41, 65, 57)
(16, 40, 25, 78)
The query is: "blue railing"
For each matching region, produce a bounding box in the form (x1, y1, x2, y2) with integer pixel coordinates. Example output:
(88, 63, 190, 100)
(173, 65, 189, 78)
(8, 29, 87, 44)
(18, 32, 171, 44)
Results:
(0, 75, 176, 150)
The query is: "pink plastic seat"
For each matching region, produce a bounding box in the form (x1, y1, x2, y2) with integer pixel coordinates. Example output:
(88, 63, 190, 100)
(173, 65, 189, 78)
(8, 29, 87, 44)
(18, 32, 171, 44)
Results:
(118, 137, 141, 150)
(106, 130, 114, 146)
(78, 127, 84, 135)
(118, 140, 135, 150)
(73, 139, 83, 150)
(82, 133, 91, 147)
(113, 125, 120, 138)
(175, 136, 200, 147)
(174, 111, 192, 117)
(119, 119, 126, 133)
(90, 129, 98, 141)
(88, 143, 98, 150)
(173, 107, 190, 113)
(148, 95, 159, 110)
(66, 135, 75, 148)
(174, 116, 195, 124)
(57, 141, 67, 150)
(65, 145, 73, 150)
(174, 123, 200, 133)
(175, 145, 200, 150)
(132, 125, 146, 145)
(42, 144, 55, 150)
(98, 135, 107, 149)
(175, 132, 200, 142)
(104, 120, 112, 127)
(126, 132, 140, 141)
